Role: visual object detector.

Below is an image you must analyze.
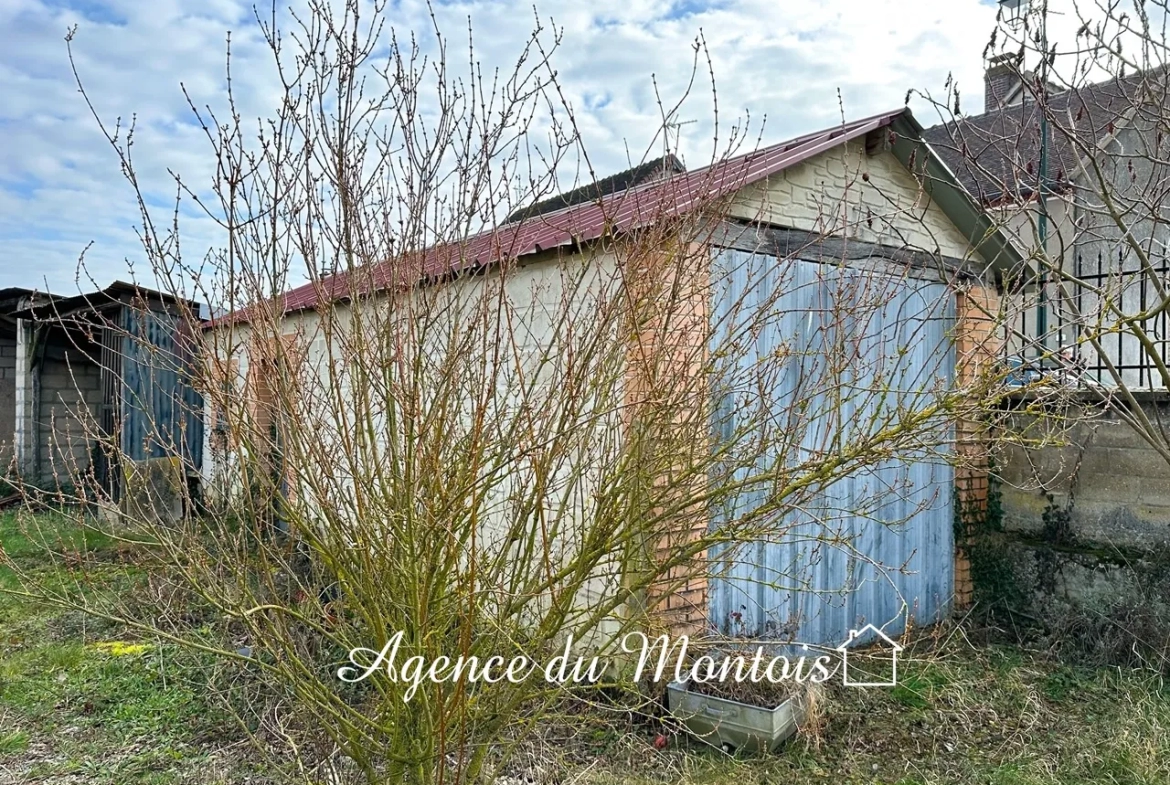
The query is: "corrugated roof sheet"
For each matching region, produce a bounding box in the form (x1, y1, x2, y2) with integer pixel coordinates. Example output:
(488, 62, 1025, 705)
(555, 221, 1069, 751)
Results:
(12, 281, 200, 321)
(212, 108, 913, 326)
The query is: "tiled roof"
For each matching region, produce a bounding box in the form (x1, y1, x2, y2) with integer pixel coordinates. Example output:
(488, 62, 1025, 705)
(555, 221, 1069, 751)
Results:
(924, 68, 1168, 203)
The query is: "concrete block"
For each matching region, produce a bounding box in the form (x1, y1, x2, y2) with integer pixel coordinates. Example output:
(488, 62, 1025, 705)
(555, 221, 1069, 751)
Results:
(1076, 473, 1170, 507)
(998, 443, 1080, 489)
(1082, 419, 1144, 448)
(1000, 485, 1050, 535)
(1004, 542, 1145, 610)
(1099, 447, 1170, 480)
(767, 189, 793, 206)
(41, 381, 75, 395)
(861, 188, 888, 209)
(121, 456, 185, 526)
(1073, 501, 1170, 550)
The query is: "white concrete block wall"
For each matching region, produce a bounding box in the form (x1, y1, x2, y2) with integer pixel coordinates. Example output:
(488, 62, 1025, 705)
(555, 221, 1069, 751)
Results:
(728, 143, 977, 262)
(203, 249, 630, 644)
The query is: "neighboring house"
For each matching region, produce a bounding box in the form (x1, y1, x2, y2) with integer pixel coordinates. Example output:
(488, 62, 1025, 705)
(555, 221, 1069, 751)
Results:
(925, 54, 1170, 388)
(205, 107, 1022, 645)
(0, 282, 204, 503)
(925, 56, 1170, 612)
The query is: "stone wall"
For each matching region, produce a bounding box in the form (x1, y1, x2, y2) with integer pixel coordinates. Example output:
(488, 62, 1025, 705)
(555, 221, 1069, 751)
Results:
(990, 400, 1170, 643)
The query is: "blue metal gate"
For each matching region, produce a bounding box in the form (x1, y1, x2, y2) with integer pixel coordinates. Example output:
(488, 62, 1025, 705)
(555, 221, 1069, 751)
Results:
(708, 248, 956, 646)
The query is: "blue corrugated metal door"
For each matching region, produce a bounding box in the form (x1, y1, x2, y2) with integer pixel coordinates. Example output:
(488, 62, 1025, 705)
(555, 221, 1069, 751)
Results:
(708, 248, 956, 646)
(121, 307, 205, 472)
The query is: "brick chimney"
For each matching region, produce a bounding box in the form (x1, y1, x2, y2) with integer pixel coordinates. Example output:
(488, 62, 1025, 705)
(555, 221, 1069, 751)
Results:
(984, 53, 1023, 111)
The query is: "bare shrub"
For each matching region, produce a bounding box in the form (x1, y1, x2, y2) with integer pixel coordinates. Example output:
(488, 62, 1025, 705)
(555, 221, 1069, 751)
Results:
(0, 2, 1034, 783)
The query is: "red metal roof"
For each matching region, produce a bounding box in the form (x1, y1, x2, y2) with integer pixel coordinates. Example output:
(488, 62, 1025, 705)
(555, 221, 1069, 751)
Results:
(212, 108, 910, 326)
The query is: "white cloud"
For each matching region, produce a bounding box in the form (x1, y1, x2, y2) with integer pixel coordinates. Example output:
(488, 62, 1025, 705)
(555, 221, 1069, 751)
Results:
(0, 0, 1012, 296)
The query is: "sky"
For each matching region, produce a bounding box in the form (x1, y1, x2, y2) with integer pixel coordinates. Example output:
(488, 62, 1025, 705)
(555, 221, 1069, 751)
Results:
(0, 0, 1030, 296)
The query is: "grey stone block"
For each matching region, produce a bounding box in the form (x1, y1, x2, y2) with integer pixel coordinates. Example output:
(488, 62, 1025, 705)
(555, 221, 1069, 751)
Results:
(1001, 541, 1144, 610)
(1001, 498, 1049, 536)
(1083, 419, 1144, 449)
(1099, 447, 1170, 480)
(1071, 501, 1170, 550)
(1076, 473, 1170, 507)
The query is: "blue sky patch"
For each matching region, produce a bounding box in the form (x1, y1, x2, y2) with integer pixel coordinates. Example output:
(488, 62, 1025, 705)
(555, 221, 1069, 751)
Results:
(42, 0, 129, 26)
(0, 0, 1008, 290)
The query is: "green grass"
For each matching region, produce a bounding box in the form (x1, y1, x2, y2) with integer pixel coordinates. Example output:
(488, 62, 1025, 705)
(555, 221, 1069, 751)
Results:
(4, 509, 1170, 784)
(0, 729, 29, 755)
(0, 506, 115, 560)
(0, 509, 259, 784)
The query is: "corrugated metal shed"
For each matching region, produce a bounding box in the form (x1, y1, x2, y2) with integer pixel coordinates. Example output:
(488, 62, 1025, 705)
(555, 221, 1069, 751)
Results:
(708, 248, 956, 647)
(9, 282, 205, 498)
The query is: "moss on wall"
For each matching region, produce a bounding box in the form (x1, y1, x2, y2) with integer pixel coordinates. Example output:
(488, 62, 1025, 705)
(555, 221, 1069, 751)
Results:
(967, 471, 1170, 670)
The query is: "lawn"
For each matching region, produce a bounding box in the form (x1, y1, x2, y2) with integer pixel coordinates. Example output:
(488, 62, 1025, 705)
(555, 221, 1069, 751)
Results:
(2, 508, 1169, 785)
(0, 509, 265, 784)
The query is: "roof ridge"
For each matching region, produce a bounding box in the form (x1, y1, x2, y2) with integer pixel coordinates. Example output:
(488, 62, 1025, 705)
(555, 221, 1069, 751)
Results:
(504, 154, 686, 224)
(211, 108, 927, 326)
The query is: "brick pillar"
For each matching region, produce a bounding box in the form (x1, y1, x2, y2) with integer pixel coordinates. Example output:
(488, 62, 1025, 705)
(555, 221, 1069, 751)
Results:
(953, 284, 1001, 608)
(623, 239, 710, 637)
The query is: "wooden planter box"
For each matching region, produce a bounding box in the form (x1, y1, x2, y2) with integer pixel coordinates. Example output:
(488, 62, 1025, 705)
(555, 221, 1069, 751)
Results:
(665, 680, 805, 753)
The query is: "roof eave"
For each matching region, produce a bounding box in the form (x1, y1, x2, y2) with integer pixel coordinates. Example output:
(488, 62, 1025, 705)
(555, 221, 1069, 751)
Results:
(891, 112, 1031, 291)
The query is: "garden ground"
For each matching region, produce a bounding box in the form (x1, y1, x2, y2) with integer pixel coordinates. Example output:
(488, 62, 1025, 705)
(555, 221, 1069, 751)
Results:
(2, 510, 1169, 784)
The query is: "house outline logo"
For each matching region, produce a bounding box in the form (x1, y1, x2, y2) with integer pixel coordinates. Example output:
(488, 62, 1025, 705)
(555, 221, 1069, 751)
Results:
(835, 623, 903, 688)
